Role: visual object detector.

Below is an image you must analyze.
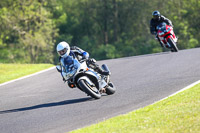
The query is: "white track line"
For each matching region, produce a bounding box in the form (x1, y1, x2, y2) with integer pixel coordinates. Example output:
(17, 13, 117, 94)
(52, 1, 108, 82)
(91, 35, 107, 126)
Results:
(152, 80, 200, 105)
(0, 66, 55, 87)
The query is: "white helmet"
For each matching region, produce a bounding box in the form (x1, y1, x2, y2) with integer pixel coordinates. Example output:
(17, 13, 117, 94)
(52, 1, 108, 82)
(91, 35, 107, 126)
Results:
(56, 41, 70, 58)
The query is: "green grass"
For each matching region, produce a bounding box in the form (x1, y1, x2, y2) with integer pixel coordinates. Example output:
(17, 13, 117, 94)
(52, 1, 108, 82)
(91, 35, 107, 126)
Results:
(70, 83, 200, 133)
(0, 64, 54, 84)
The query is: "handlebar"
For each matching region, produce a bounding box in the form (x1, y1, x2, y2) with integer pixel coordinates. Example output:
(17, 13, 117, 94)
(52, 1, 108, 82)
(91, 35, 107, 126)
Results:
(79, 58, 87, 63)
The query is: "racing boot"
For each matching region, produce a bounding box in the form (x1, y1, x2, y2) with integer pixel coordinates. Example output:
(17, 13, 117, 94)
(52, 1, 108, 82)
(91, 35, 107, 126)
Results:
(95, 66, 110, 76)
(87, 58, 110, 75)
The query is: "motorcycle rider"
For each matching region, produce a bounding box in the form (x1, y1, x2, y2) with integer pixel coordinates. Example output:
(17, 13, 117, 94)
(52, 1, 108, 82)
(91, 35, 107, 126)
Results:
(150, 11, 173, 47)
(56, 41, 110, 88)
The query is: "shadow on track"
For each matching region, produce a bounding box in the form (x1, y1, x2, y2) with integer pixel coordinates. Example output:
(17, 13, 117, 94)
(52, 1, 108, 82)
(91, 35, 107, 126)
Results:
(0, 97, 93, 114)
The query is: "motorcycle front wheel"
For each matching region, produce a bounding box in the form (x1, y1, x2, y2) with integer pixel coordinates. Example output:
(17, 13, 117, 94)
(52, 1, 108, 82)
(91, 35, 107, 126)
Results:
(78, 79, 101, 99)
(167, 38, 178, 52)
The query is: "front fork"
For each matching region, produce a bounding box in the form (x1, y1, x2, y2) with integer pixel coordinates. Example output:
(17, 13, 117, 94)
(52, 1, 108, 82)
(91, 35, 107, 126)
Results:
(165, 35, 176, 48)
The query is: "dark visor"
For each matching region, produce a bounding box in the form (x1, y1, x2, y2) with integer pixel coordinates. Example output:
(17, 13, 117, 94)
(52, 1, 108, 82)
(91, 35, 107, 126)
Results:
(153, 15, 159, 19)
(58, 48, 67, 56)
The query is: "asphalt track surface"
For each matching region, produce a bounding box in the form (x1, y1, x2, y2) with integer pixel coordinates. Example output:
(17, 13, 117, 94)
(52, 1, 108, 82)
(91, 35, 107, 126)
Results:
(0, 48, 200, 133)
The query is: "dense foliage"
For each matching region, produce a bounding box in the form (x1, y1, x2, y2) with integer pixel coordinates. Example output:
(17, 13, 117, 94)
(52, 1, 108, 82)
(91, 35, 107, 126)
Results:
(0, 0, 199, 63)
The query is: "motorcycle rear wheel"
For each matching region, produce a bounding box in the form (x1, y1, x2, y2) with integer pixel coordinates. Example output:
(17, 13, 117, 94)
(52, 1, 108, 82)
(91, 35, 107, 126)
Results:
(105, 82, 116, 95)
(78, 79, 101, 99)
(167, 38, 178, 52)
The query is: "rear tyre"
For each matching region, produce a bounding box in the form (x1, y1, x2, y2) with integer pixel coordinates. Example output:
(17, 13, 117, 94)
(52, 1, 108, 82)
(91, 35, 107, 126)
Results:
(106, 82, 116, 95)
(167, 38, 178, 52)
(78, 79, 101, 99)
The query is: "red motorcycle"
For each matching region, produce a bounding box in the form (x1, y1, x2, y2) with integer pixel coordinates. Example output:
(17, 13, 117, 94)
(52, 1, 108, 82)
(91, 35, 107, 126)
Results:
(156, 22, 178, 52)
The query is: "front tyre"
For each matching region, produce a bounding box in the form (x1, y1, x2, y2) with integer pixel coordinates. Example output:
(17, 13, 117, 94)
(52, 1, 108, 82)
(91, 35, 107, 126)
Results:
(78, 79, 101, 99)
(106, 82, 116, 95)
(167, 38, 178, 52)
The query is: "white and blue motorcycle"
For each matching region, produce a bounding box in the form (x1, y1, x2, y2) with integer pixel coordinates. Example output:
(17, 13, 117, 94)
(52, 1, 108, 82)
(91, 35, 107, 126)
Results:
(56, 56, 116, 99)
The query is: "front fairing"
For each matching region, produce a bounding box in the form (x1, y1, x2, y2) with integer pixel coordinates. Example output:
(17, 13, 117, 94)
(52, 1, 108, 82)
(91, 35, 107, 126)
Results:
(61, 56, 81, 80)
(61, 56, 74, 71)
(157, 23, 172, 37)
(156, 22, 177, 46)
(61, 56, 107, 90)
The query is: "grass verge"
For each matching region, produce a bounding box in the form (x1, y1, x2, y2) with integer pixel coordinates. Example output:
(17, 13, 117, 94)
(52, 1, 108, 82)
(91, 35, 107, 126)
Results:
(0, 64, 54, 84)
(70, 83, 200, 133)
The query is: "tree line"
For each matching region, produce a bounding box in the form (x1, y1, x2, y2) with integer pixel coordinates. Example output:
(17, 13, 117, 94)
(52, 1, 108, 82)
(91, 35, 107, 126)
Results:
(0, 0, 199, 64)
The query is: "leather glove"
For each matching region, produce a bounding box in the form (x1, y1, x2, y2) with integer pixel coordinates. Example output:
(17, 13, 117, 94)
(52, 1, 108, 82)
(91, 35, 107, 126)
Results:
(82, 52, 89, 59)
(89, 58, 96, 64)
